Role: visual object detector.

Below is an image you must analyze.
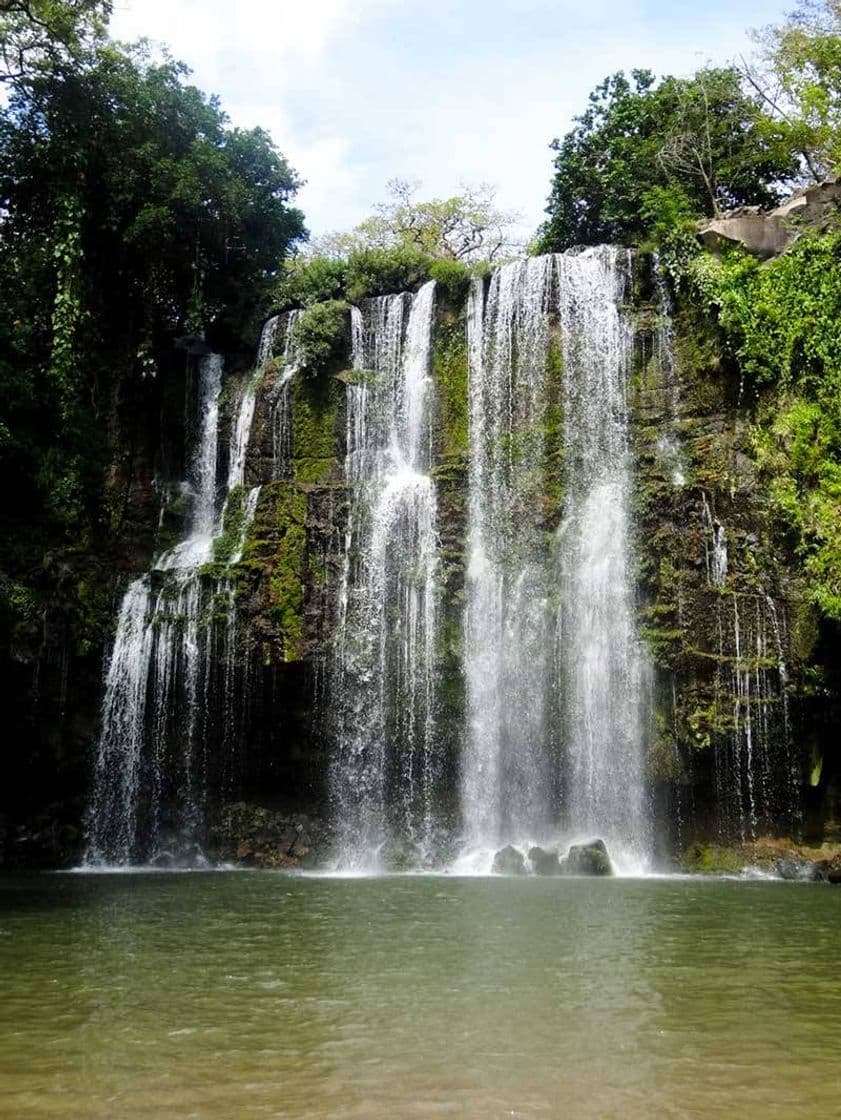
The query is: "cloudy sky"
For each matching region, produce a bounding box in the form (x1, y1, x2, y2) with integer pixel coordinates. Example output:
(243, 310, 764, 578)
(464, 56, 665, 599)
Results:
(109, 0, 790, 242)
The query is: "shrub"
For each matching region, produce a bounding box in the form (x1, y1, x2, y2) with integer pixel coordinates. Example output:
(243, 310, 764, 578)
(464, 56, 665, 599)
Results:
(291, 300, 349, 377)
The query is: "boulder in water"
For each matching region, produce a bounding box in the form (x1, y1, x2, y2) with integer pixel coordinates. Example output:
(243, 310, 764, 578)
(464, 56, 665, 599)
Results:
(378, 838, 421, 872)
(492, 845, 526, 875)
(776, 858, 825, 882)
(528, 846, 561, 875)
(561, 839, 612, 876)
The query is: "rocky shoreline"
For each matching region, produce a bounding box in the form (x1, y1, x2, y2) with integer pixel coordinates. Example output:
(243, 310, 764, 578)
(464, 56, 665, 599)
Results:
(679, 838, 841, 883)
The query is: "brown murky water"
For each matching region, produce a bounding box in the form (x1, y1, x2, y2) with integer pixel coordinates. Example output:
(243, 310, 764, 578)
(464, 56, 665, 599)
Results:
(1, 872, 839, 1118)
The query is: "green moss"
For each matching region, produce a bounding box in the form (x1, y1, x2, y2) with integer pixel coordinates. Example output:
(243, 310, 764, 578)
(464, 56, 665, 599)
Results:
(433, 309, 469, 459)
(245, 482, 308, 661)
(212, 484, 246, 564)
(679, 842, 745, 874)
(292, 374, 339, 480)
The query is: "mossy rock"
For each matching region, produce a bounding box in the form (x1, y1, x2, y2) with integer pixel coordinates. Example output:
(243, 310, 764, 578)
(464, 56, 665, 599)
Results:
(492, 845, 526, 875)
(561, 839, 612, 876)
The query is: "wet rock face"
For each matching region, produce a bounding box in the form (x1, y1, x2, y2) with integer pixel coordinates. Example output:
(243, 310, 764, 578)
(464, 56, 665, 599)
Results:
(208, 802, 329, 869)
(492, 845, 526, 875)
(377, 838, 422, 872)
(561, 839, 612, 876)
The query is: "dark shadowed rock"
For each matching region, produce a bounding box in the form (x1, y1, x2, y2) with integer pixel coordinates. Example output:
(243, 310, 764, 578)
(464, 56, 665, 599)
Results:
(561, 839, 612, 876)
(776, 858, 825, 882)
(492, 845, 526, 875)
(528, 846, 561, 875)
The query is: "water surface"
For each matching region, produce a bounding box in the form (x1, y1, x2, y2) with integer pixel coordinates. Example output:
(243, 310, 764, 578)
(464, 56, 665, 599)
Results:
(1, 873, 839, 1118)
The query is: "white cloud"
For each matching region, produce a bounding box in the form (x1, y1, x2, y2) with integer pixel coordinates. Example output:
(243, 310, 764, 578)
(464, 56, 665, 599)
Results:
(108, 0, 792, 239)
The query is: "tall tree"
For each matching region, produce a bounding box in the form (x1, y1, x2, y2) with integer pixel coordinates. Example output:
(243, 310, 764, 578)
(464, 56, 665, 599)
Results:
(538, 67, 797, 252)
(0, 0, 110, 84)
(743, 0, 841, 180)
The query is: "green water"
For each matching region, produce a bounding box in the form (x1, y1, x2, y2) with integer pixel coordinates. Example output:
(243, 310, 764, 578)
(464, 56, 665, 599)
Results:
(1, 873, 839, 1119)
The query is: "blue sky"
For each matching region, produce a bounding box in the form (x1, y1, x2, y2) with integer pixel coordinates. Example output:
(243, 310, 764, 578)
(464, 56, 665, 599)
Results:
(109, 0, 792, 241)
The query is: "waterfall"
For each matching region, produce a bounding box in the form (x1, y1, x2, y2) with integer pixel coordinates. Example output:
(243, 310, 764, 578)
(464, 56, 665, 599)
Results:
(556, 247, 651, 870)
(86, 353, 223, 864)
(330, 282, 440, 866)
(85, 312, 284, 866)
(462, 248, 651, 870)
(463, 258, 556, 848)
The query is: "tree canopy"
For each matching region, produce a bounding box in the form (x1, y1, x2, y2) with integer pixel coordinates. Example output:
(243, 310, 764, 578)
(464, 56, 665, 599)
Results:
(312, 179, 521, 263)
(743, 0, 841, 180)
(0, 3, 305, 646)
(538, 67, 798, 252)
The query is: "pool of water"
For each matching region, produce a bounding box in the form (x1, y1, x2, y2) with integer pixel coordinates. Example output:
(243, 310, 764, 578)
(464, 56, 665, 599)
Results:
(1, 872, 839, 1118)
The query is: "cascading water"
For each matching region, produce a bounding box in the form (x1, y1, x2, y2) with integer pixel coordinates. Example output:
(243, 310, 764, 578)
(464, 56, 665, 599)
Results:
(85, 314, 286, 866)
(462, 258, 557, 850)
(330, 282, 440, 866)
(556, 247, 651, 870)
(462, 248, 651, 871)
(85, 352, 224, 865)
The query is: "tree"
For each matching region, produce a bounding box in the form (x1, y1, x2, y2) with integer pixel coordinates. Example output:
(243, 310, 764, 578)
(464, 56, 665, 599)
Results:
(0, 34, 305, 659)
(743, 0, 841, 180)
(0, 0, 110, 85)
(312, 179, 521, 263)
(538, 68, 797, 252)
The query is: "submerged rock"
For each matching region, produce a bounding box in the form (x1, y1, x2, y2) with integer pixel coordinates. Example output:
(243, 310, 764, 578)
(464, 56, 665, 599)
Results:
(561, 839, 612, 876)
(377, 838, 421, 872)
(492, 845, 526, 875)
(528, 846, 561, 875)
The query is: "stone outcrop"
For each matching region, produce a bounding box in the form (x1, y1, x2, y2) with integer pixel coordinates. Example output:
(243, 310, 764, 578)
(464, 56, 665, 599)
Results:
(697, 180, 841, 258)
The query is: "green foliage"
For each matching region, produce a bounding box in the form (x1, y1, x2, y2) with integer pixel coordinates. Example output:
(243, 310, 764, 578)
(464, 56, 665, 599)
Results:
(313, 178, 521, 263)
(344, 245, 432, 302)
(685, 232, 841, 618)
(748, 0, 841, 179)
(0, 23, 304, 662)
(290, 300, 349, 377)
(538, 67, 797, 251)
(0, 0, 110, 85)
(428, 257, 471, 304)
(275, 255, 346, 311)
